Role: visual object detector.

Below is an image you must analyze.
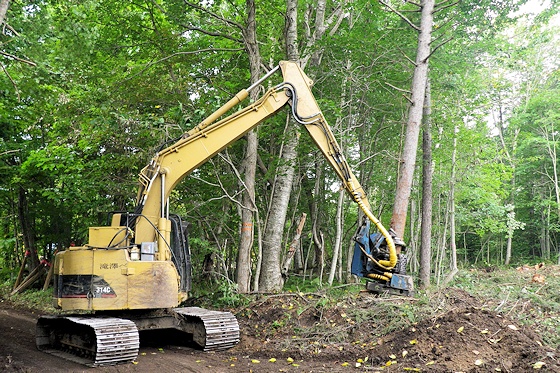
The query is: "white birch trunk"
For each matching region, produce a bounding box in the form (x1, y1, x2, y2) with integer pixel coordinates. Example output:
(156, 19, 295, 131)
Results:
(328, 189, 344, 285)
(443, 127, 458, 285)
(259, 0, 341, 291)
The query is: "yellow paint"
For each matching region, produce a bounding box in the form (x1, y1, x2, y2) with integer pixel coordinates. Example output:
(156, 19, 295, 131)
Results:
(53, 246, 180, 311)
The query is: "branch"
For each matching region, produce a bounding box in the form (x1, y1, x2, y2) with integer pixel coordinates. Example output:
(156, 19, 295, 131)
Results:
(397, 8, 422, 13)
(399, 0, 421, 13)
(189, 173, 244, 210)
(431, 16, 454, 35)
(3, 23, 20, 37)
(303, 4, 312, 41)
(384, 82, 413, 105)
(256, 153, 275, 187)
(190, 175, 219, 188)
(0, 149, 21, 156)
(325, 2, 345, 34)
(218, 152, 258, 212)
(385, 82, 412, 95)
(328, 9, 346, 37)
(181, 24, 243, 43)
(397, 46, 417, 66)
(156, 48, 243, 64)
(327, 2, 349, 37)
(423, 37, 453, 62)
(434, 0, 460, 14)
(355, 149, 392, 167)
(402, 93, 414, 105)
(0, 62, 19, 100)
(429, 25, 451, 46)
(379, 0, 420, 31)
(301, 0, 346, 66)
(128, 47, 244, 79)
(435, 0, 454, 6)
(183, 0, 243, 30)
(0, 51, 36, 66)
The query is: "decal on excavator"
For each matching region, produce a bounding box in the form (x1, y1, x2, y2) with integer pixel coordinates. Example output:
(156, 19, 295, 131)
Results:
(54, 274, 116, 298)
(99, 262, 119, 270)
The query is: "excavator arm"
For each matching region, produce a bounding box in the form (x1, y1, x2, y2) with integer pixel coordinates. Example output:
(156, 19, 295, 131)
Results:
(133, 61, 400, 275)
(51, 61, 411, 315)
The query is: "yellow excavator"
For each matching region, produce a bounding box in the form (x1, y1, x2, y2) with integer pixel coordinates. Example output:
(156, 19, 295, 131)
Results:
(36, 61, 413, 366)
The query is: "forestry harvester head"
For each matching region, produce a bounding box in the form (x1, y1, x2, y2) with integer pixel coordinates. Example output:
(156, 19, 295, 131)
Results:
(351, 219, 414, 296)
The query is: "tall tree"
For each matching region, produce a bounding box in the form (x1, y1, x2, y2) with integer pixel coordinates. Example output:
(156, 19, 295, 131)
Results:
(258, 0, 345, 292)
(443, 126, 458, 284)
(389, 0, 435, 246)
(419, 78, 433, 288)
(236, 0, 262, 293)
(258, 0, 301, 292)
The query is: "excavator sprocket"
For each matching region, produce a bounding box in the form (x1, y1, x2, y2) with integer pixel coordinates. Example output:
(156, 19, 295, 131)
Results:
(36, 316, 139, 366)
(174, 307, 240, 351)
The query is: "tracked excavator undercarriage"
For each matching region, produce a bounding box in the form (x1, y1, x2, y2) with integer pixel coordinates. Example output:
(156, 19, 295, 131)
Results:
(36, 307, 239, 367)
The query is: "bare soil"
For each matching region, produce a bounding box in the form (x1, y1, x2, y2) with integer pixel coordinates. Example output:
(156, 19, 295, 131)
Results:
(1, 282, 559, 372)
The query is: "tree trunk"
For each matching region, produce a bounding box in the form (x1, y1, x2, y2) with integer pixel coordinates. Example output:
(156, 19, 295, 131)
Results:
(419, 79, 433, 289)
(259, 119, 299, 291)
(496, 105, 521, 266)
(0, 0, 9, 26)
(390, 0, 435, 243)
(282, 213, 306, 277)
(18, 187, 39, 269)
(328, 189, 344, 285)
(311, 160, 323, 273)
(252, 214, 263, 291)
(329, 59, 349, 285)
(443, 127, 458, 285)
(258, 0, 337, 291)
(237, 129, 257, 293)
(259, 0, 301, 292)
(541, 125, 559, 261)
(236, 0, 261, 293)
(435, 179, 450, 286)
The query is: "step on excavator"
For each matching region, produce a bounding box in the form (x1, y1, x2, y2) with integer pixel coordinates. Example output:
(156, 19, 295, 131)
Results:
(36, 61, 413, 366)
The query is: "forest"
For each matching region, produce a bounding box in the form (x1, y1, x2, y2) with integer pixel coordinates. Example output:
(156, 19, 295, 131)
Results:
(0, 0, 559, 295)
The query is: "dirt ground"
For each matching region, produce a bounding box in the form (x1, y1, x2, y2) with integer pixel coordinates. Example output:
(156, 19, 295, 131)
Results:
(1, 286, 559, 373)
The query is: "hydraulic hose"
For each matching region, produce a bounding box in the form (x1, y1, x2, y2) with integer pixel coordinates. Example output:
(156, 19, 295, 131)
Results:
(366, 272, 392, 282)
(351, 188, 398, 271)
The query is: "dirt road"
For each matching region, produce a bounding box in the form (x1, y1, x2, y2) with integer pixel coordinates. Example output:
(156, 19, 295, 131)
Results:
(1, 299, 218, 372)
(0, 299, 340, 373)
(2, 286, 559, 372)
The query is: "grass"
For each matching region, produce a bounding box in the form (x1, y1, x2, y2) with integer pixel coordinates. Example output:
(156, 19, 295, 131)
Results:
(1, 265, 558, 349)
(0, 281, 57, 314)
(451, 265, 560, 348)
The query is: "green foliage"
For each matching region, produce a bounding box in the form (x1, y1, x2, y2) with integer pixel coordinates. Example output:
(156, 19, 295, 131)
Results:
(1, 287, 58, 314)
(452, 267, 560, 348)
(215, 281, 244, 308)
(0, 0, 557, 295)
(187, 278, 250, 309)
(0, 265, 16, 284)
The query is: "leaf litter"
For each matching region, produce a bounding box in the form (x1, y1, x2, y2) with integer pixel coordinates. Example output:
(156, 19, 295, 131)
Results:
(227, 285, 559, 372)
